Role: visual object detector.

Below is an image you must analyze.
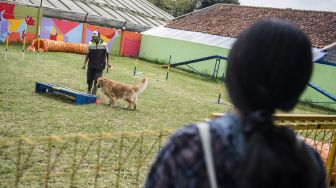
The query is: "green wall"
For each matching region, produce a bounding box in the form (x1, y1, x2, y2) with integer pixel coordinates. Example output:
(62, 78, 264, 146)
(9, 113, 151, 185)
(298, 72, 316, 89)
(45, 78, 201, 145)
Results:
(140, 35, 335, 109)
(139, 35, 230, 78)
(302, 63, 336, 106)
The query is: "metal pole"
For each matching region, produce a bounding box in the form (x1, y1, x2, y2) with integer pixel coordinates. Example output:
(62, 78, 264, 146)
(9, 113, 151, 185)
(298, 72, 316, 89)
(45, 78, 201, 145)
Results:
(84, 12, 89, 23)
(215, 59, 221, 78)
(213, 59, 218, 79)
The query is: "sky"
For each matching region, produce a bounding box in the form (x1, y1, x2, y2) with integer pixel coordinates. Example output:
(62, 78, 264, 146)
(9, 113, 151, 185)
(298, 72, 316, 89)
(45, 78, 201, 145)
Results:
(239, 0, 336, 12)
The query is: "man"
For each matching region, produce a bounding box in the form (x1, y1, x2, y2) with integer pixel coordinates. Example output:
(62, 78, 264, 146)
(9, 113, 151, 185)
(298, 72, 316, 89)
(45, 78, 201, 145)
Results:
(82, 31, 111, 95)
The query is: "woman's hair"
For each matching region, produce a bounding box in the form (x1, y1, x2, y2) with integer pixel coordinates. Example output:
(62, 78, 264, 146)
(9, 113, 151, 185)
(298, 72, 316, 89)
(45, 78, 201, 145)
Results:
(226, 20, 322, 187)
(227, 19, 312, 114)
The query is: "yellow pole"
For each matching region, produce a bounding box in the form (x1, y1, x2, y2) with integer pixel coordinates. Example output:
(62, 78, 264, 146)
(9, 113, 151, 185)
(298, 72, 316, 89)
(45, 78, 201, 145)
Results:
(326, 134, 336, 183)
(5, 31, 9, 61)
(165, 64, 170, 80)
(217, 85, 224, 104)
(21, 30, 27, 62)
(37, 26, 41, 61)
(133, 59, 138, 76)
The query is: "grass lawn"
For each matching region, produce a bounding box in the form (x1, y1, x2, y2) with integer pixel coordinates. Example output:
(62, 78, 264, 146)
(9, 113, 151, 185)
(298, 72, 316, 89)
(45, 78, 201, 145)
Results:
(0, 45, 232, 137)
(0, 45, 334, 137)
(0, 44, 334, 187)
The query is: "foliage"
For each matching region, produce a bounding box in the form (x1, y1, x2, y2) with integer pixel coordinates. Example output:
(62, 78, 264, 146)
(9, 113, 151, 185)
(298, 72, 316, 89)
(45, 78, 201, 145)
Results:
(169, 0, 199, 17)
(198, 0, 239, 9)
(148, 0, 239, 17)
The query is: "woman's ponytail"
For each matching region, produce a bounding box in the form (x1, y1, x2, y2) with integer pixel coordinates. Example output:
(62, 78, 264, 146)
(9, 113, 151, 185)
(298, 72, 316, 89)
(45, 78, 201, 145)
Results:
(235, 111, 318, 188)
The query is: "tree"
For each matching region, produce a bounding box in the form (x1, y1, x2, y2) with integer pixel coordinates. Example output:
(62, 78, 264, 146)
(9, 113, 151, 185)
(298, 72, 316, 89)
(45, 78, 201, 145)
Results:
(198, 0, 239, 9)
(169, 0, 199, 17)
(149, 0, 170, 11)
(147, 0, 240, 17)
(148, 0, 198, 17)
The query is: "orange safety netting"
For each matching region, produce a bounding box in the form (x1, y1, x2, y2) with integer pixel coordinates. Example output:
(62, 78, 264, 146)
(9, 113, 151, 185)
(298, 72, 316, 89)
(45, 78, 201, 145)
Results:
(27, 39, 87, 55)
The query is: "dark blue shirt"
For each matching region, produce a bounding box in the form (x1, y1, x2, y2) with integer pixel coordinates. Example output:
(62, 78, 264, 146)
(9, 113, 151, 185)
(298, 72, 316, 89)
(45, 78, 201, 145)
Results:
(145, 114, 326, 188)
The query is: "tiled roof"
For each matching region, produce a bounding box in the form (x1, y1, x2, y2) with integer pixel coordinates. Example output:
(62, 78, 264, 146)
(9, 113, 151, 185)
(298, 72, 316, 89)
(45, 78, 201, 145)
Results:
(4, 0, 174, 32)
(166, 4, 336, 48)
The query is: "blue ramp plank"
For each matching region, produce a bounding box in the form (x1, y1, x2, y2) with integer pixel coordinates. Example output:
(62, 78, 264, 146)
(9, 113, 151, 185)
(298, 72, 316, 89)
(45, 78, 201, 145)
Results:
(35, 82, 96, 105)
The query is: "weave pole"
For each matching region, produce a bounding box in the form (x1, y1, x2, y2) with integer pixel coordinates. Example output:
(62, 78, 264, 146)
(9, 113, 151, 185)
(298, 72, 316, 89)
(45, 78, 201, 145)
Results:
(37, 26, 41, 61)
(21, 30, 27, 62)
(166, 55, 171, 80)
(133, 59, 138, 76)
(4, 31, 9, 62)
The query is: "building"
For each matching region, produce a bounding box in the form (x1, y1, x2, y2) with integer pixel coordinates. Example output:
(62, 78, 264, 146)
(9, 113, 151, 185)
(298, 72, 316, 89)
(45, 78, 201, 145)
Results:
(140, 4, 336, 105)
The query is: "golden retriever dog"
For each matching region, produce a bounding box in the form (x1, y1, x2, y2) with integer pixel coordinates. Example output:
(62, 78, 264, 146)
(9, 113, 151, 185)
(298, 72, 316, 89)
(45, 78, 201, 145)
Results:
(97, 77, 148, 110)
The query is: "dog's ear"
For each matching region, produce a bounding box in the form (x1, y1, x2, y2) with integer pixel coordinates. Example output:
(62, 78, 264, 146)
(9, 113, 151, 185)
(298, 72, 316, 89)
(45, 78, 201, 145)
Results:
(101, 78, 106, 85)
(103, 78, 109, 86)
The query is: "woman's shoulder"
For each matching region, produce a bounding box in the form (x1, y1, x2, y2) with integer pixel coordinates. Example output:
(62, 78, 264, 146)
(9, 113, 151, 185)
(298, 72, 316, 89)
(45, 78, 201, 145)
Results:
(170, 113, 240, 142)
(159, 112, 241, 159)
(164, 113, 242, 158)
(162, 113, 244, 175)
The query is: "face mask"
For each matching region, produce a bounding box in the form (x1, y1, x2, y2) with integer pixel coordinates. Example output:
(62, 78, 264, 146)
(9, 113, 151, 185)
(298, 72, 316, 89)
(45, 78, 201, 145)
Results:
(92, 36, 99, 41)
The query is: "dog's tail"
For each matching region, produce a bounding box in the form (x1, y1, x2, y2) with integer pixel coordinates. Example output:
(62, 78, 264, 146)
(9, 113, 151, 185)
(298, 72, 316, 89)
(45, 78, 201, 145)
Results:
(135, 78, 148, 94)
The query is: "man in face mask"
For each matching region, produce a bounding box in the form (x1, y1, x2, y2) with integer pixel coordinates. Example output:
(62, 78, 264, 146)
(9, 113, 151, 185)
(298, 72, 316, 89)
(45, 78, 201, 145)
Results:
(82, 31, 111, 95)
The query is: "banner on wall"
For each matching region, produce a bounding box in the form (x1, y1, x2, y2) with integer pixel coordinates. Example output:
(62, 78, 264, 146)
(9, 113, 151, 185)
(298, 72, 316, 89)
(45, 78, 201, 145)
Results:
(84, 24, 119, 53)
(120, 31, 141, 58)
(41, 17, 83, 43)
(0, 2, 40, 43)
